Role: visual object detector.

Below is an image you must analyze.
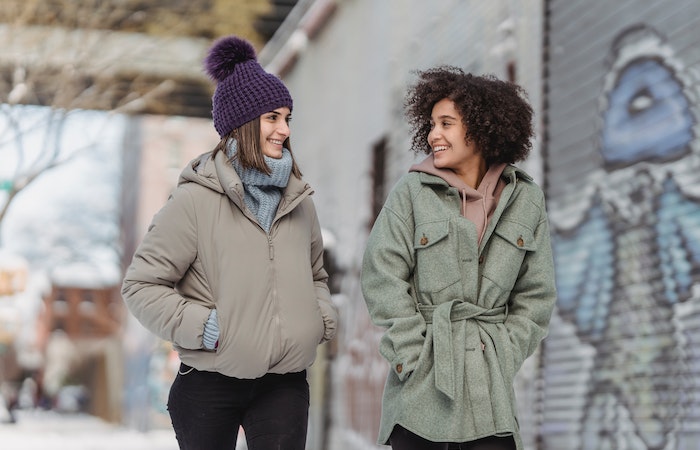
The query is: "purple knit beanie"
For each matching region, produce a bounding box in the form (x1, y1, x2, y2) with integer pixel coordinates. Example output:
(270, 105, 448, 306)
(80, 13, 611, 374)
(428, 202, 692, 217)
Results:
(204, 35, 293, 137)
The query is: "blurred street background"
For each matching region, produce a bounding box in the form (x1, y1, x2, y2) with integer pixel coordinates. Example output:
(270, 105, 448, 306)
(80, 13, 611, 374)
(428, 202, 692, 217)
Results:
(1, 409, 178, 450)
(2, 0, 700, 449)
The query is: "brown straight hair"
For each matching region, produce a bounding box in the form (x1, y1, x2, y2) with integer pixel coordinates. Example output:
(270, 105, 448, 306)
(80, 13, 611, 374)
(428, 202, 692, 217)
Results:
(213, 116, 302, 178)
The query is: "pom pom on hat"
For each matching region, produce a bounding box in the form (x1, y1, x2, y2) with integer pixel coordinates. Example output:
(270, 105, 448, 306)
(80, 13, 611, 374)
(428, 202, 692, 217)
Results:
(204, 36, 257, 82)
(204, 35, 293, 138)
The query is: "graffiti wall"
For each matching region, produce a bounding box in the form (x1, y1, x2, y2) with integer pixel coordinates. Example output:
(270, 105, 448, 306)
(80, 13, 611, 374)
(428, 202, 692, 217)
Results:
(543, 0, 700, 448)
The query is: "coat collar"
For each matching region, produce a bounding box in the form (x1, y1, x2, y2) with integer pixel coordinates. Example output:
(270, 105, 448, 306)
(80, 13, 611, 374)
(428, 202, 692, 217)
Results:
(502, 164, 533, 183)
(416, 164, 532, 187)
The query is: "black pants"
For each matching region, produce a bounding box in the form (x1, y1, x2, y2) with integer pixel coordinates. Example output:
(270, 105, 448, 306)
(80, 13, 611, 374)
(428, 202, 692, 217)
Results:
(167, 363, 309, 450)
(390, 425, 516, 450)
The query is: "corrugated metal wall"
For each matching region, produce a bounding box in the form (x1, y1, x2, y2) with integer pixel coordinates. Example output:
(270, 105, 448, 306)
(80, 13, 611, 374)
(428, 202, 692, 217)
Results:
(543, 0, 700, 448)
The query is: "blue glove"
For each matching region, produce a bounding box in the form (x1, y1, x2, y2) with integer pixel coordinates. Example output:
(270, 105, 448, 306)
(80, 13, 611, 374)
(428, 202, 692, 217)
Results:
(203, 309, 219, 350)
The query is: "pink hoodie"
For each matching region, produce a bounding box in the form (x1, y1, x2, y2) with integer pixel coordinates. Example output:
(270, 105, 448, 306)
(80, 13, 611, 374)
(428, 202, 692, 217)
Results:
(409, 155, 507, 244)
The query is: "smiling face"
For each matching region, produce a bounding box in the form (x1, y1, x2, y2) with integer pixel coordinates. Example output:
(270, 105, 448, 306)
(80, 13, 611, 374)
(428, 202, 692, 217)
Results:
(428, 98, 484, 181)
(259, 107, 291, 158)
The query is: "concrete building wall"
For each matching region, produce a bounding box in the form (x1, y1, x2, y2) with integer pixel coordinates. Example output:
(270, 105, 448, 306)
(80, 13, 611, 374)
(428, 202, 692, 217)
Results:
(265, 1, 545, 448)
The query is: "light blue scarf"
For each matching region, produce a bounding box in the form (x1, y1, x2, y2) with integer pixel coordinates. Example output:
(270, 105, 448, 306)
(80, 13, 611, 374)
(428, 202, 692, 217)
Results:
(227, 140, 292, 232)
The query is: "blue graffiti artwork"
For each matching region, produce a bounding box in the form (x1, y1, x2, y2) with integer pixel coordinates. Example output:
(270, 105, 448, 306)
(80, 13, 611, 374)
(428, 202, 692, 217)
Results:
(551, 28, 700, 450)
(601, 59, 694, 167)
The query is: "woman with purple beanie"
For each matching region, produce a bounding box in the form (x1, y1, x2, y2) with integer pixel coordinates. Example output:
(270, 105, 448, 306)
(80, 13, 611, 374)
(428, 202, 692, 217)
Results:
(122, 35, 337, 450)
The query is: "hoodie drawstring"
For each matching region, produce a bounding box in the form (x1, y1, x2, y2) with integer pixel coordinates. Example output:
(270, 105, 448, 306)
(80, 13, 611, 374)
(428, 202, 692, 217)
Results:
(479, 182, 490, 245)
(461, 188, 467, 218)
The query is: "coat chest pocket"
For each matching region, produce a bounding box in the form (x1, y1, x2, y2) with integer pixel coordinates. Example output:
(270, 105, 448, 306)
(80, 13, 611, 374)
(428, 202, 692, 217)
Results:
(483, 220, 536, 290)
(413, 220, 460, 293)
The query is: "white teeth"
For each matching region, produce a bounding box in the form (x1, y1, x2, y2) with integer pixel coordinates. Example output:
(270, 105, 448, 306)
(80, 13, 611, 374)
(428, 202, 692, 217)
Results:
(433, 146, 448, 152)
(270, 139, 283, 145)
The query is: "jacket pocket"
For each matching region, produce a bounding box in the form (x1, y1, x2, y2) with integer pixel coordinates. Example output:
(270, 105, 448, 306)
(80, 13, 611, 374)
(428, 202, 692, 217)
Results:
(482, 220, 535, 291)
(402, 326, 433, 385)
(414, 220, 460, 293)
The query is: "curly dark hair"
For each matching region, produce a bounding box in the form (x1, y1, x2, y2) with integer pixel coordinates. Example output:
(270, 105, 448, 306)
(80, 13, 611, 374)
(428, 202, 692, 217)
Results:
(404, 66, 534, 165)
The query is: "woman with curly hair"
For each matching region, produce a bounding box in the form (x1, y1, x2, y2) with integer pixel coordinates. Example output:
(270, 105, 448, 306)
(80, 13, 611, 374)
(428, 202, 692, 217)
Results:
(361, 67, 557, 450)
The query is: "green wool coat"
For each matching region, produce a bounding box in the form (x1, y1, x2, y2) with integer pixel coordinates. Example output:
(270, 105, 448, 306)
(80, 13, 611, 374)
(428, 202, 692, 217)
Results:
(361, 165, 557, 448)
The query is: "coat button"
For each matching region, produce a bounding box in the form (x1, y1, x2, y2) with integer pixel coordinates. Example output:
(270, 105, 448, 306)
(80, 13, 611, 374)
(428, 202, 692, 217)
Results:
(517, 236, 524, 247)
(420, 234, 428, 246)
(478, 255, 484, 264)
(396, 364, 403, 374)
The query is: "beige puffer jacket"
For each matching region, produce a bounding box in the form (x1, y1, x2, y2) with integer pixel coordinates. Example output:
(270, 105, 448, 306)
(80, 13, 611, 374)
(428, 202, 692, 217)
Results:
(122, 150, 337, 378)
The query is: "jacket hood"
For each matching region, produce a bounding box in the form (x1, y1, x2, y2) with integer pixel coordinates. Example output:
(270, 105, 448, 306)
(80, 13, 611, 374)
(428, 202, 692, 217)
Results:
(178, 151, 228, 194)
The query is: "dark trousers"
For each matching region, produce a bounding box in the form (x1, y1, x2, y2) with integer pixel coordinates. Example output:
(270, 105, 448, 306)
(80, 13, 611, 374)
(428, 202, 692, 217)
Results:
(390, 425, 516, 450)
(167, 363, 309, 450)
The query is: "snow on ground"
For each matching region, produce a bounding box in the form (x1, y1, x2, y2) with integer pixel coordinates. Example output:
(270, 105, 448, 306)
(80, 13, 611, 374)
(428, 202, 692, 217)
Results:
(0, 410, 179, 450)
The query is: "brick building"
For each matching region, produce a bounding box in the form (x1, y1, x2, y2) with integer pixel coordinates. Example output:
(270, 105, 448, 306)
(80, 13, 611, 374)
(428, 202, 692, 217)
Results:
(43, 285, 121, 340)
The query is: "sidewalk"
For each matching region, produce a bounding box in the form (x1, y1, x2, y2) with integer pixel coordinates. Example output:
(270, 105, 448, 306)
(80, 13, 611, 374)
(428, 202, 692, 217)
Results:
(0, 409, 179, 450)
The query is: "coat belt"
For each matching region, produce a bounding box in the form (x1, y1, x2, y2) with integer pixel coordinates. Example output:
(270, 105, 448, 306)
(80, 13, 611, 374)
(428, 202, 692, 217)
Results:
(418, 301, 507, 401)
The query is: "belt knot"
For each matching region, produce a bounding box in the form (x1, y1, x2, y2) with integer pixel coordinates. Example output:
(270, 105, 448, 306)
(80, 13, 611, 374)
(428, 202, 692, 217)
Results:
(417, 301, 506, 400)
